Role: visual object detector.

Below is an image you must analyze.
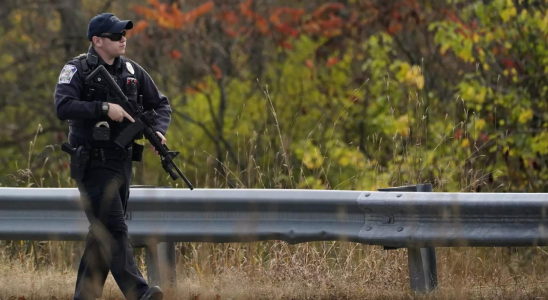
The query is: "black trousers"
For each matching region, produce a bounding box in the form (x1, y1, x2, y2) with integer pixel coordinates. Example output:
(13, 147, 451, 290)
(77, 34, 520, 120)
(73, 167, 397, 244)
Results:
(74, 157, 149, 300)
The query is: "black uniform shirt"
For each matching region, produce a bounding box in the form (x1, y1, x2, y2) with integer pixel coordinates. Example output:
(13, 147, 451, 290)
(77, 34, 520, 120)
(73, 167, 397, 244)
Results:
(54, 46, 172, 143)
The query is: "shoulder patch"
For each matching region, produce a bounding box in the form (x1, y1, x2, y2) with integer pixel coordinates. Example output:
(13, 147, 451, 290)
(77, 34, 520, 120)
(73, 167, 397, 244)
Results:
(58, 64, 77, 84)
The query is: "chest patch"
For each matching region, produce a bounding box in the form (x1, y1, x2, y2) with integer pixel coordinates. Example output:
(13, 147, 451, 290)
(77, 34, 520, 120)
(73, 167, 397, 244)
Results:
(126, 62, 134, 75)
(58, 64, 77, 84)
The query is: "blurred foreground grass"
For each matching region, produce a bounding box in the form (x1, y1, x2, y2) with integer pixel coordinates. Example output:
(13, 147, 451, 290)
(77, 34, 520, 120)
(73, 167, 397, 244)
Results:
(2, 242, 548, 299)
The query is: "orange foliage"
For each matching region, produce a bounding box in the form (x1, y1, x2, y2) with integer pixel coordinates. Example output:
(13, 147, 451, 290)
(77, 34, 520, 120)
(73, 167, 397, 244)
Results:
(256, 18, 269, 34)
(240, 0, 270, 35)
(388, 22, 402, 34)
(313, 3, 345, 19)
(219, 11, 238, 25)
(270, 7, 303, 38)
(127, 20, 148, 37)
(212, 64, 222, 79)
(326, 57, 339, 67)
(133, 5, 157, 20)
(302, 3, 347, 38)
(184, 86, 198, 94)
(305, 59, 314, 69)
(270, 7, 304, 24)
(134, 0, 214, 29)
(225, 28, 238, 37)
(170, 50, 182, 59)
(134, 1, 359, 60)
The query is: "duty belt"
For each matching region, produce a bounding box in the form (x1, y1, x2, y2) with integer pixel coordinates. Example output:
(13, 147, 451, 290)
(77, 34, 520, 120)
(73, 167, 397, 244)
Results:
(89, 146, 133, 161)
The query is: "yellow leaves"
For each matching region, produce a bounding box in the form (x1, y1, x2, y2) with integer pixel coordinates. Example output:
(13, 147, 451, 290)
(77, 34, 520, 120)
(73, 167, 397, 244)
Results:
(296, 141, 323, 170)
(461, 139, 470, 148)
(501, 0, 517, 22)
(478, 48, 485, 60)
(518, 109, 533, 124)
(474, 118, 486, 131)
(302, 149, 323, 170)
(541, 10, 548, 32)
(501, 6, 517, 22)
(396, 63, 424, 90)
(460, 83, 487, 104)
(472, 33, 480, 43)
(485, 32, 494, 42)
(440, 44, 450, 55)
(532, 132, 548, 155)
(394, 115, 410, 137)
(519, 8, 528, 21)
(406, 66, 424, 90)
(456, 40, 474, 63)
(337, 149, 365, 168)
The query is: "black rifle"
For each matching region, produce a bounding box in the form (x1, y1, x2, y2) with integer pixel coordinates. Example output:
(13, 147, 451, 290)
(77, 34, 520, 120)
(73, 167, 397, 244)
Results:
(85, 65, 194, 190)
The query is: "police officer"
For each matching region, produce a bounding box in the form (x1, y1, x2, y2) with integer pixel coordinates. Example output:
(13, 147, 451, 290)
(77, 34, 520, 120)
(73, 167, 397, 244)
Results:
(54, 13, 171, 300)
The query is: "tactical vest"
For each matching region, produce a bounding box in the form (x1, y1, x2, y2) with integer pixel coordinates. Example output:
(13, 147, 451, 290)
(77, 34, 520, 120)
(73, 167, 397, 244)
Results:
(69, 53, 140, 149)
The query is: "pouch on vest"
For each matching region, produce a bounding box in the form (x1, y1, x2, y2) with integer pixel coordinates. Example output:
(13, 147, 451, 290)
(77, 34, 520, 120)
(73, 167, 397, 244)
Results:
(93, 121, 110, 141)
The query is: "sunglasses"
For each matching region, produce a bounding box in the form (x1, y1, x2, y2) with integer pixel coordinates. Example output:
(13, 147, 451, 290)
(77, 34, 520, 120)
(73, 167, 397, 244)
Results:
(99, 30, 126, 41)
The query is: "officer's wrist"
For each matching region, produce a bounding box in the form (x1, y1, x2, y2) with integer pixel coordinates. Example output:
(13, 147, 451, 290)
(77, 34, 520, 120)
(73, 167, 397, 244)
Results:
(101, 102, 110, 116)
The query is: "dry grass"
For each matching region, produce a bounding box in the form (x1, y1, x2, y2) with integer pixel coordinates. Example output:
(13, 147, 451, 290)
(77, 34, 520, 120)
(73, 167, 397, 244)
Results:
(2, 242, 548, 299)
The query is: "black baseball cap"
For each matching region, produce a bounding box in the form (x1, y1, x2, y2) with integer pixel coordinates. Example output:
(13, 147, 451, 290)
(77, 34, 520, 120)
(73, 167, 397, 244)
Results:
(87, 13, 133, 41)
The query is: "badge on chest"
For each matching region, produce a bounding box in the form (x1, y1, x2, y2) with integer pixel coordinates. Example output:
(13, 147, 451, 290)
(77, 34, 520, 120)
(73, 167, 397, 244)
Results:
(126, 62, 134, 74)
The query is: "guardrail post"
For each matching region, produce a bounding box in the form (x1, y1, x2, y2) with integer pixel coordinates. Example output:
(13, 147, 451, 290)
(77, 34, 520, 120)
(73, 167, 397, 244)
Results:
(158, 242, 177, 287)
(378, 183, 438, 293)
(130, 185, 177, 288)
(145, 242, 161, 286)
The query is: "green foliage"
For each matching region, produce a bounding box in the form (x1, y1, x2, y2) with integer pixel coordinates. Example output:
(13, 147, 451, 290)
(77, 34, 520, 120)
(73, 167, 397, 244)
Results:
(3, 0, 548, 192)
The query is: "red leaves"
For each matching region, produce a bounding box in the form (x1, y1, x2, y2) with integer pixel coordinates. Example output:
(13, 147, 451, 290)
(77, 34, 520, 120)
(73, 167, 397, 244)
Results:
(134, 0, 214, 29)
(455, 129, 464, 140)
(388, 23, 403, 35)
(170, 50, 182, 60)
(279, 41, 292, 49)
(313, 3, 345, 19)
(270, 7, 304, 37)
(303, 3, 347, 38)
(219, 11, 238, 25)
(133, 1, 356, 63)
(240, 0, 270, 34)
(326, 57, 339, 67)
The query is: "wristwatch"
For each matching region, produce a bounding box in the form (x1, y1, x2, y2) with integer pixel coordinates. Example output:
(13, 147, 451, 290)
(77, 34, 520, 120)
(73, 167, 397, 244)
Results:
(101, 102, 110, 116)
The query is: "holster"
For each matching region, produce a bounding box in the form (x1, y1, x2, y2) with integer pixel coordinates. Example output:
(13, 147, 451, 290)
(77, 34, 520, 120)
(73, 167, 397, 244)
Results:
(65, 145, 90, 181)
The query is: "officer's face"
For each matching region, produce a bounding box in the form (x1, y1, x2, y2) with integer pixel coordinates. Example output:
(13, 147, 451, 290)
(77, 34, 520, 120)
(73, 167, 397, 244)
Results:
(94, 31, 127, 57)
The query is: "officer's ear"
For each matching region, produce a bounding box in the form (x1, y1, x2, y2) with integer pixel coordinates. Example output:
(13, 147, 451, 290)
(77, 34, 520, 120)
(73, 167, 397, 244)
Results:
(92, 36, 103, 48)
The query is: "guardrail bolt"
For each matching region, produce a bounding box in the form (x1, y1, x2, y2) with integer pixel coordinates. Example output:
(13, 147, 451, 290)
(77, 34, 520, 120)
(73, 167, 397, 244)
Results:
(397, 194, 402, 197)
(397, 227, 403, 232)
(366, 226, 372, 231)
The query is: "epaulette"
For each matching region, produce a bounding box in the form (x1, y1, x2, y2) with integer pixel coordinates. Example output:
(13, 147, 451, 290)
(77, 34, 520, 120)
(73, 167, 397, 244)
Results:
(74, 53, 98, 76)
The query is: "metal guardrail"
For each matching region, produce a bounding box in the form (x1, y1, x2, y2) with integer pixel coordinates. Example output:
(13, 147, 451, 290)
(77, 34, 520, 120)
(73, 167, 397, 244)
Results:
(1, 185, 547, 293)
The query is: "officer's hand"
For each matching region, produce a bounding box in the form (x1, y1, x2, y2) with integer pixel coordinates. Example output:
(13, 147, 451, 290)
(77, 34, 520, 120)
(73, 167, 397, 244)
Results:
(107, 103, 135, 123)
(151, 131, 166, 155)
